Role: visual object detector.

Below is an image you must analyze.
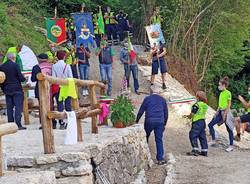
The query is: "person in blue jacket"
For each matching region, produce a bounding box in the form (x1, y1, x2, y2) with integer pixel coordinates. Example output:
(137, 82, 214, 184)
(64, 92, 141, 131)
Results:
(136, 85, 168, 165)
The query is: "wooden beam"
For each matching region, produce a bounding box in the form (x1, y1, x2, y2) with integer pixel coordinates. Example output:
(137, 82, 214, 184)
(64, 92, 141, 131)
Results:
(38, 79, 55, 154)
(0, 72, 5, 84)
(23, 88, 30, 125)
(0, 123, 18, 176)
(89, 85, 98, 134)
(36, 73, 105, 89)
(47, 107, 89, 120)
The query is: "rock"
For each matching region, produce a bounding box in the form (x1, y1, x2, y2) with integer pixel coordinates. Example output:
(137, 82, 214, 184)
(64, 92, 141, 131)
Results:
(61, 160, 92, 176)
(59, 152, 90, 163)
(56, 175, 93, 184)
(0, 171, 56, 184)
(8, 156, 35, 167)
(130, 170, 147, 184)
(36, 155, 58, 165)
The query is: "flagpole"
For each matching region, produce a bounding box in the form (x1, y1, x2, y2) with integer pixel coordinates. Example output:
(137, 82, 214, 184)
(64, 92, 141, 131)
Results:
(54, 0, 58, 18)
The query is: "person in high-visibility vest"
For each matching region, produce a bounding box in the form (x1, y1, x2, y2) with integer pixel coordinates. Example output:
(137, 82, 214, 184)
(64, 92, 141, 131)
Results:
(46, 44, 57, 64)
(64, 43, 78, 79)
(150, 10, 163, 26)
(93, 13, 102, 48)
(3, 44, 23, 70)
(104, 7, 118, 44)
(186, 91, 208, 157)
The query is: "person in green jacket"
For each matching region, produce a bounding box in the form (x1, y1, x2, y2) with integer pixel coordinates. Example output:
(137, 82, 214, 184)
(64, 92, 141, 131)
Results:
(186, 91, 209, 156)
(3, 44, 23, 70)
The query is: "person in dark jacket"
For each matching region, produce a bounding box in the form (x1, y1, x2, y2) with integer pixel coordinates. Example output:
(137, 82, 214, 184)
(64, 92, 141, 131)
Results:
(0, 53, 26, 130)
(136, 85, 168, 165)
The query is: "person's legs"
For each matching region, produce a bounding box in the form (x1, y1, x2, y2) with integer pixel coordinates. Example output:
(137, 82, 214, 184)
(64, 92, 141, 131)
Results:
(55, 92, 64, 127)
(208, 111, 223, 141)
(225, 123, 234, 146)
(5, 94, 14, 122)
(154, 122, 165, 161)
(13, 92, 24, 128)
(189, 122, 201, 155)
(64, 97, 72, 111)
(159, 58, 168, 89)
(100, 64, 107, 82)
(151, 61, 159, 84)
(131, 65, 139, 92)
(199, 121, 208, 156)
(144, 121, 154, 143)
(124, 64, 130, 87)
(111, 24, 118, 42)
(106, 64, 112, 96)
(78, 64, 84, 80)
(71, 64, 78, 79)
(106, 25, 112, 41)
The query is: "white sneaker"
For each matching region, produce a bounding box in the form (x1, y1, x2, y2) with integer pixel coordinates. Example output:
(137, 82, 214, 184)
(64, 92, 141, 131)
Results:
(85, 90, 89, 96)
(208, 140, 216, 147)
(226, 146, 234, 152)
(82, 90, 86, 96)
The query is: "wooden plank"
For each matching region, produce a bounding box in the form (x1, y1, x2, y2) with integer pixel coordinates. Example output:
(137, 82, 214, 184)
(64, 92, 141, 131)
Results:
(0, 137, 2, 176)
(38, 79, 55, 154)
(89, 85, 98, 134)
(23, 89, 30, 125)
(0, 123, 18, 137)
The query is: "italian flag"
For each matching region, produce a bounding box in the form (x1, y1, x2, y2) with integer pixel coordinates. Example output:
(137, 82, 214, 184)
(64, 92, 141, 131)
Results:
(46, 18, 67, 45)
(128, 35, 136, 62)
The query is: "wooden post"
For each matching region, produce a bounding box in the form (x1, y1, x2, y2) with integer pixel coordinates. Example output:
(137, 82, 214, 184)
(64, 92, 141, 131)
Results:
(72, 86, 83, 142)
(89, 85, 98, 134)
(38, 79, 55, 154)
(0, 123, 18, 176)
(23, 88, 30, 125)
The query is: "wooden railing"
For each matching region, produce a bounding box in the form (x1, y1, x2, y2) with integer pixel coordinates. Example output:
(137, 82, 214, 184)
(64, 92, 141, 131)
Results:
(37, 73, 105, 154)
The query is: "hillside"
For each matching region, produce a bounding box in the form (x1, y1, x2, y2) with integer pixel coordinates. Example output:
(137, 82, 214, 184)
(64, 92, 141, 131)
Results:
(0, 1, 48, 54)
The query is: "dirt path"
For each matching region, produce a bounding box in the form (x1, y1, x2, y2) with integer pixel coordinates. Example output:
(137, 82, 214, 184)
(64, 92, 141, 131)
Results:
(89, 46, 250, 184)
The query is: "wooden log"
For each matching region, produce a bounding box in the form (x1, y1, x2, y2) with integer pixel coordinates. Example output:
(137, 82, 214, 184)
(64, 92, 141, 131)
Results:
(38, 79, 55, 154)
(0, 123, 18, 137)
(47, 107, 89, 120)
(23, 88, 30, 125)
(0, 123, 18, 176)
(89, 85, 98, 134)
(0, 72, 5, 84)
(36, 73, 105, 89)
(80, 109, 101, 119)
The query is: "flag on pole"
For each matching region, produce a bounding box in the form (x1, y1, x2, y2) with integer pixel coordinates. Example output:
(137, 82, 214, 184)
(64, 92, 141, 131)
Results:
(46, 18, 67, 45)
(97, 7, 105, 34)
(128, 35, 136, 62)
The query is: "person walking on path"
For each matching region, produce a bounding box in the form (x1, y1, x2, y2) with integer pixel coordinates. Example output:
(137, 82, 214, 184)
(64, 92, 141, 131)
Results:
(136, 85, 168, 165)
(234, 86, 250, 141)
(150, 41, 168, 90)
(76, 43, 91, 96)
(96, 40, 115, 96)
(208, 76, 235, 152)
(52, 51, 73, 129)
(120, 40, 140, 95)
(186, 91, 208, 156)
(0, 53, 27, 130)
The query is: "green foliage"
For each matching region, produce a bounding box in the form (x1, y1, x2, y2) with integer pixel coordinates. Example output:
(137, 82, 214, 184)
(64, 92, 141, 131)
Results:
(110, 95, 136, 127)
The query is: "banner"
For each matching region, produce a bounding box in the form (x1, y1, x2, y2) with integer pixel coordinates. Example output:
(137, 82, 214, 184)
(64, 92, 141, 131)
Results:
(72, 13, 95, 48)
(46, 18, 67, 45)
(145, 23, 165, 47)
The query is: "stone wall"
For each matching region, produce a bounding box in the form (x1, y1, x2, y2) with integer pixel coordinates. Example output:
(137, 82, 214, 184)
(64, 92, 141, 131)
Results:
(1, 124, 153, 184)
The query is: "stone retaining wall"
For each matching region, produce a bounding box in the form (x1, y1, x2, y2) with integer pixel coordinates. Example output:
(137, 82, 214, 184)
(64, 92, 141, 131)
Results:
(1, 124, 153, 184)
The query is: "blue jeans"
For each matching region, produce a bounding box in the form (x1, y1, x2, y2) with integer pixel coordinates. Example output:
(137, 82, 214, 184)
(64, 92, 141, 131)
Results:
(124, 64, 139, 92)
(208, 110, 234, 145)
(78, 64, 89, 80)
(144, 121, 165, 161)
(5, 92, 24, 128)
(100, 64, 112, 94)
(189, 120, 208, 153)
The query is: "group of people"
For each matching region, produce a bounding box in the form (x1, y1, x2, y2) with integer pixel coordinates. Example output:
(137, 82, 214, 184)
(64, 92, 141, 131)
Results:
(66, 6, 132, 47)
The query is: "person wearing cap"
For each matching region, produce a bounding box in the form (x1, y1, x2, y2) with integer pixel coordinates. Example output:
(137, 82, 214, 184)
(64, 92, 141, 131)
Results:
(96, 39, 115, 96)
(31, 54, 56, 129)
(120, 39, 140, 95)
(0, 52, 27, 130)
(136, 85, 168, 165)
(52, 50, 73, 129)
(186, 91, 208, 157)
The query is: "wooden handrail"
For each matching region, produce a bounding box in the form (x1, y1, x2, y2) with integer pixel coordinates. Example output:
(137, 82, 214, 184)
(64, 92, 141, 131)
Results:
(36, 73, 105, 89)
